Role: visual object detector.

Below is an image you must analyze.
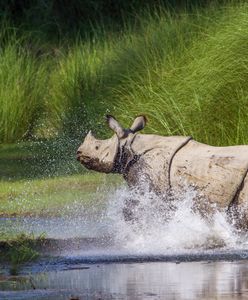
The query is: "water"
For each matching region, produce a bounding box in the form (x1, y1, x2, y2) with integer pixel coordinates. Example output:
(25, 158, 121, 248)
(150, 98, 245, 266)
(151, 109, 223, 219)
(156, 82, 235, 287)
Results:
(1, 261, 248, 299)
(0, 217, 103, 240)
(2, 184, 248, 299)
(3, 185, 246, 251)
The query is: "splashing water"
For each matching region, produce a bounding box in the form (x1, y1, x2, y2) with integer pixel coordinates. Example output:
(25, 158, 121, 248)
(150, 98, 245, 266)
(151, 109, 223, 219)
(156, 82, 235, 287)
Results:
(4, 181, 248, 258)
(103, 184, 244, 254)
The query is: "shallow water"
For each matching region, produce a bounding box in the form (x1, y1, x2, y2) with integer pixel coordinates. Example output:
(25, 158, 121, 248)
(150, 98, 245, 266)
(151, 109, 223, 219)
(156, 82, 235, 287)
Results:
(2, 260, 248, 299)
(0, 216, 102, 239)
(2, 185, 247, 251)
(2, 185, 248, 299)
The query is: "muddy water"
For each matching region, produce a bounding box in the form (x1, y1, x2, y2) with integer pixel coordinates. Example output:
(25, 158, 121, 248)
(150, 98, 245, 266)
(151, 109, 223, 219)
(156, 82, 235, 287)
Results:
(2, 185, 248, 299)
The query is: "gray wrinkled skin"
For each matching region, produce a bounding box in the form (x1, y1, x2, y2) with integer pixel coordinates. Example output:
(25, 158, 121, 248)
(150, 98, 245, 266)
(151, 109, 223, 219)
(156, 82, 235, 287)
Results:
(77, 115, 248, 229)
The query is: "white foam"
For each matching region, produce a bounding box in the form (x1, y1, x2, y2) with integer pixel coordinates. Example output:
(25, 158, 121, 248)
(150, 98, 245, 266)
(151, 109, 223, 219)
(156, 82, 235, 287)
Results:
(104, 184, 242, 254)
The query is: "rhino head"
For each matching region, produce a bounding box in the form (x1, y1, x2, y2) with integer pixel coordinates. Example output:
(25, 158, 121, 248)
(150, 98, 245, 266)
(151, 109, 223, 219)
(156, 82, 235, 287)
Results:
(77, 115, 147, 173)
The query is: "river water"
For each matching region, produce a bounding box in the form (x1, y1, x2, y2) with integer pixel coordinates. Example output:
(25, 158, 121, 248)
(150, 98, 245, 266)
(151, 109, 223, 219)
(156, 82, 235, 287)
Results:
(1, 259, 248, 299)
(2, 185, 248, 299)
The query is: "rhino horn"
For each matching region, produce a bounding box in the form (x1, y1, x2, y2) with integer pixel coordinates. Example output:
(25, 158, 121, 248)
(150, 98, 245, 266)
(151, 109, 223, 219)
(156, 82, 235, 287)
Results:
(106, 115, 126, 139)
(130, 115, 147, 133)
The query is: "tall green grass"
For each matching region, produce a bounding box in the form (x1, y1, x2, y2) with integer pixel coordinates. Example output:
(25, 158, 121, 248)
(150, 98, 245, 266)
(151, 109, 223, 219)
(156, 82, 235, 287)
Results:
(47, 37, 117, 137)
(115, 4, 248, 145)
(1, 2, 248, 145)
(0, 31, 49, 142)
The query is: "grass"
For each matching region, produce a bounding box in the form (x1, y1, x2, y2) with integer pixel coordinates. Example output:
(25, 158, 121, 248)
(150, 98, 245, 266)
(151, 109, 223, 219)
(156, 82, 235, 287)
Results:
(0, 29, 49, 143)
(0, 172, 121, 275)
(0, 168, 119, 273)
(0, 2, 248, 145)
(0, 142, 122, 216)
(107, 3, 248, 146)
(0, 233, 43, 275)
(0, 139, 84, 180)
(0, 142, 121, 272)
(0, 173, 120, 217)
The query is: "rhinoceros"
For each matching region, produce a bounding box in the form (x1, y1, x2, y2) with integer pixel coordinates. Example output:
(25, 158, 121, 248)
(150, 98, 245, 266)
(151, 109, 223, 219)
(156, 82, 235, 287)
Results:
(77, 115, 248, 229)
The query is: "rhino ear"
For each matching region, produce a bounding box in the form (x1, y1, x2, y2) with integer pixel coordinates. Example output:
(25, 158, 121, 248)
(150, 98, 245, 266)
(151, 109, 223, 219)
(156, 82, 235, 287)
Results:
(85, 130, 94, 140)
(130, 115, 147, 133)
(86, 130, 92, 137)
(106, 115, 125, 138)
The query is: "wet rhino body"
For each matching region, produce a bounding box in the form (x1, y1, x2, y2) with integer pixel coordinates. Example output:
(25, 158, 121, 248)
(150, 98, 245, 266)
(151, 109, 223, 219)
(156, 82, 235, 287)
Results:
(77, 115, 248, 228)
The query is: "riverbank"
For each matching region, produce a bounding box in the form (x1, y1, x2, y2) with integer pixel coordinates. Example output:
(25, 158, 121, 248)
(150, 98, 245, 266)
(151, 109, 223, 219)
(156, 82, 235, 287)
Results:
(0, 141, 121, 272)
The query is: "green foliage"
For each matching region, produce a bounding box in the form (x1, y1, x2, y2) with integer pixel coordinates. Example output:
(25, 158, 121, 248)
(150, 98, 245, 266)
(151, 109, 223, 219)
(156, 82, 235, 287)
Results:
(0, 33, 49, 142)
(47, 38, 115, 136)
(0, 144, 121, 215)
(0, 0, 211, 38)
(113, 3, 248, 145)
(0, 1, 248, 145)
(49, 2, 248, 145)
(0, 139, 84, 180)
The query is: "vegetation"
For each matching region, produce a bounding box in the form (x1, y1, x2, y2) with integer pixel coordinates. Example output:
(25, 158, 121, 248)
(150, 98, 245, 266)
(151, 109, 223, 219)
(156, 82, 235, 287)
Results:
(0, 233, 43, 275)
(0, 143, 121, 216)
(0, 142, 120, 272)
(0, 140, 83, 180)
(0, 1, 247, 146)
(0, 172, 120, 216)
(0, 35, 48, 143)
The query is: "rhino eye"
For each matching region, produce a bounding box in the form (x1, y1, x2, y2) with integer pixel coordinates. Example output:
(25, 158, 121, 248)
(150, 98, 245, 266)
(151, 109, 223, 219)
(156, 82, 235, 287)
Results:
(95, 145, 99, 150)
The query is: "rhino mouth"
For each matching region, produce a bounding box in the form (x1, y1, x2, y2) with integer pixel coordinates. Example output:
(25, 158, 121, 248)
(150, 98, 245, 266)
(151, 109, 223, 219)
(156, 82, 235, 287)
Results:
(77, 154, 91, 163)
(81, 155, 91, 163)
(81, 157, 100, 171)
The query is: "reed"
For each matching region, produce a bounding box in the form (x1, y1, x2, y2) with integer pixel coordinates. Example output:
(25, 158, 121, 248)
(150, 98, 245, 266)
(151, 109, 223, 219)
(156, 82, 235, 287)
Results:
(112, 3, 248, 145)
(1, 2, 248, 146)
(0, 30, 49, 142)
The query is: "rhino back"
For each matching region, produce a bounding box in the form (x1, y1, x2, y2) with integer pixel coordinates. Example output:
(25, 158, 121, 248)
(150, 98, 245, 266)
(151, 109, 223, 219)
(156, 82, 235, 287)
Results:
(170, 140, 248, 208)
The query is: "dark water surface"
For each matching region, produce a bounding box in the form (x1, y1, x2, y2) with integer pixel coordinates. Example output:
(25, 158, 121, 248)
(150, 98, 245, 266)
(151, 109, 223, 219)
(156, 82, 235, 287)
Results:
(1, 260, 248, 299)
